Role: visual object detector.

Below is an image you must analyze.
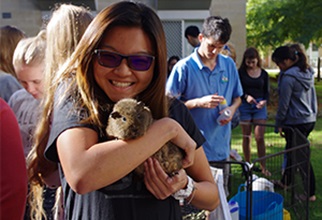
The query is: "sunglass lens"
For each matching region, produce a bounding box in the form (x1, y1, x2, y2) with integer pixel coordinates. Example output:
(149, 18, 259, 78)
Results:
(129, 56, 153, 71)
(99, 52, 121, 68)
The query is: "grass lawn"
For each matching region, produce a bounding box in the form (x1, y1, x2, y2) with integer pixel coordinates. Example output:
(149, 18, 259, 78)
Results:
(308, 116, 322, 219)
(230, 74, 322, 219)
(231, 121, 322, 219)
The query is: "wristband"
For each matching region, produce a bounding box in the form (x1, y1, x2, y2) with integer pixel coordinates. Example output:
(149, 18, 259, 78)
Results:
(172, 176, 195, 200)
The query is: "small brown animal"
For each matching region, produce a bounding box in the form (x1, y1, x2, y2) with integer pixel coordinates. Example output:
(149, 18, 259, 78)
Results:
(106, 98, 184, 177)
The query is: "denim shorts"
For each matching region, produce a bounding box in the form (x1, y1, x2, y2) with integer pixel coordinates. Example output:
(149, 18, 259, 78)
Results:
(239, 98, 267, 121)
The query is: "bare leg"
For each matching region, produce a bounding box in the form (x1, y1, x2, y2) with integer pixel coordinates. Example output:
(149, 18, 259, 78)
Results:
(241, 121, 252, 163)
(253, 119, 270, 176)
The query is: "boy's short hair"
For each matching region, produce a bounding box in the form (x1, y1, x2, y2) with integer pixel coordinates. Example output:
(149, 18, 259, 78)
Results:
(184, 26, 200, 39)
(201, 16, 232, 44)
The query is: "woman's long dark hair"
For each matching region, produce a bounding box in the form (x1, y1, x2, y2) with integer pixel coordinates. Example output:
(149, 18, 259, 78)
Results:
(272, 43, 310, 72)
(239, 47, 262, 72)
(69, 1, 169, 124)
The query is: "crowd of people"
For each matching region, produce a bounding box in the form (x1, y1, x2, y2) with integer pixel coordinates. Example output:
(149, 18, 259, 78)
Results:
(0, 1, 318, 220)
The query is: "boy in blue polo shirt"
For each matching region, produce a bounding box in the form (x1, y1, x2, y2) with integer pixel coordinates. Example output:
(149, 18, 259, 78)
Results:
(167, 16, 243, 195)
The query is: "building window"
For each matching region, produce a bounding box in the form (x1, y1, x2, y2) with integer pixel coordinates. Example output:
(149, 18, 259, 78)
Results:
(2, 12, 12, 19)
(162, 20, 182, 58)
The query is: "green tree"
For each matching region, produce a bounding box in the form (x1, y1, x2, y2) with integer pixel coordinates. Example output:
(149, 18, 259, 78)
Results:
(247, 0, 322, 50)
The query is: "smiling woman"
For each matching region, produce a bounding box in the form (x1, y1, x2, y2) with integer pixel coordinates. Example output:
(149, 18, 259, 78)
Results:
(92, 26, 155, 102)
(31, 1, 219, 219)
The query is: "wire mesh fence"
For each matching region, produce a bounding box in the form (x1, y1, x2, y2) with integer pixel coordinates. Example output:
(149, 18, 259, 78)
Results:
(220, 123, 311, 220)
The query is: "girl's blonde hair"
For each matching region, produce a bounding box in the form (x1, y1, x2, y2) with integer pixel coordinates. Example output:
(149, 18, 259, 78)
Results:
(27, 4, 92, 220)
(13, 30, 46, 72)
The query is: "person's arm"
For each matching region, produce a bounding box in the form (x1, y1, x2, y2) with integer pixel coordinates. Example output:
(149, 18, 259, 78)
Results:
(166, 61, 222, 110)
(185, 147, 219, 210)
(144, 147, 219, 211)
(56, 117, 196, 194)
(256, 70, 270, 109)
(0, 99, 27, 220)
(184, 94, 224, 110)
(275, 75, 293, 129)
(229, 96, 242, 114)
(263, 69, 270, 103)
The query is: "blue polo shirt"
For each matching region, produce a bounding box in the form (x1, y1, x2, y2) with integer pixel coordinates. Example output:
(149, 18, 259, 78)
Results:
(166, 49, 243, 161)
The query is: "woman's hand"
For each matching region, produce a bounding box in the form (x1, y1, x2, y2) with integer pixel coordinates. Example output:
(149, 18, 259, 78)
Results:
(256, 100, 266, 109)
(185, 94, 224, 109)
(197, 94, 224, 109)
(246, 94, 258, 105)
(144, 157, 188, 200)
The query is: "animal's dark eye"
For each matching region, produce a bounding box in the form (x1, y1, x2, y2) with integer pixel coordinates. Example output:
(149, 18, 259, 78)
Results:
(122, 117, 127, 122)
(111, 111, 122, 119)
(137, 114, 141, 120)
